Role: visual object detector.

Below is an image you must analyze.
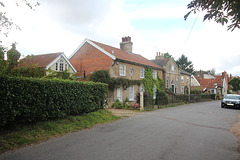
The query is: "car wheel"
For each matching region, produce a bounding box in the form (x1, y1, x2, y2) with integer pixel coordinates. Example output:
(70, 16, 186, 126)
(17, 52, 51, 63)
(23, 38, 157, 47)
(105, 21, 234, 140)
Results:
(221, 105, 224, 108)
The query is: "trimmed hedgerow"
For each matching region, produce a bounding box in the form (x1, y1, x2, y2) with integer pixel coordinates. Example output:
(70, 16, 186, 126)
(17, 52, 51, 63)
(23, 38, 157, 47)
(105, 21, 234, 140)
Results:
(0, 75, 108, 127)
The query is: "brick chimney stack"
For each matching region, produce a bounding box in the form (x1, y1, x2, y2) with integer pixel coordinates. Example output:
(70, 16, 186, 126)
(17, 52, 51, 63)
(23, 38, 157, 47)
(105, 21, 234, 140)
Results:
(199, 70, 204, 79)
(120, 36, 133, 54)
(155, 52, 164, 60)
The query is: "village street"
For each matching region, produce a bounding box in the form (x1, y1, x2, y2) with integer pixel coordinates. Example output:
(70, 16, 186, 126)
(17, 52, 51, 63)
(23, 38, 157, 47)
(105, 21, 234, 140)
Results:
(1, 101, 240, 160)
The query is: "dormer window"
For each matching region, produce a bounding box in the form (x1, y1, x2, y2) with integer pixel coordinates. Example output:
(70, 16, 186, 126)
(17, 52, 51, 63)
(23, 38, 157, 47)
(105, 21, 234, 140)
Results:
(60, 59, 64, 71)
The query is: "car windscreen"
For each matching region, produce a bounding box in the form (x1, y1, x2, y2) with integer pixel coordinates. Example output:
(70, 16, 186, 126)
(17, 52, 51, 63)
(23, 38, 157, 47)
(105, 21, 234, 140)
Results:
(225, 95, 240, 100)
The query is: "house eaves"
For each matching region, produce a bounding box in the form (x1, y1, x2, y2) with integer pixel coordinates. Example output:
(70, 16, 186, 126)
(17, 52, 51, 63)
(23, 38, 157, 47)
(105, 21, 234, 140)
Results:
(116, 58, 163, 71)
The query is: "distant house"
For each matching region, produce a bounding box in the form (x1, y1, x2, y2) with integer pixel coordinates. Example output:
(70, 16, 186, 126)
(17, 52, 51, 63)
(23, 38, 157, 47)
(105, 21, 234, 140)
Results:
(69, 37, 164, 105)
(192, 71, 230, 98)
(18, 52, 77, 75)
(151, 53, 191, 94)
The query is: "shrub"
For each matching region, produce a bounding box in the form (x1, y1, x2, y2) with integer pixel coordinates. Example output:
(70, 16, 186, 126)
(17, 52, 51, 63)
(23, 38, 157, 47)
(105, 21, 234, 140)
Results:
(9, 65, 46, 78)
(131, 103, 139, 109)
(111, 99, 124, 109)
(0, 75, 108, 127)
(156, 91, 168, 105)
(124, 97, 130, 109)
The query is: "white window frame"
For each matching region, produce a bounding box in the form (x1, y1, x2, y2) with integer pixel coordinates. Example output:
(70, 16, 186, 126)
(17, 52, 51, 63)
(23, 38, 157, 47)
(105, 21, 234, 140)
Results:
(181, 76, 184, 83)
(140, 68, 145, 78)
(56, 63, 58, 71)
(167, 77, 169, 89)
(129, 86, 134, 101)
(129, 68, 134, 76)
(187, 77, 189, 84)
(181, 86, 184, 94)
(65, 64, 68, 70)
(119, 64, 126, 76)
(153, 70, 157, 79)
(211, 89, 215, 94)
(117, 86, 123, 102)
(176, 78, 179, 93)
(171, 64, 174, 71)
(60, 59, 64, 71)
(153, 85, 157, 99)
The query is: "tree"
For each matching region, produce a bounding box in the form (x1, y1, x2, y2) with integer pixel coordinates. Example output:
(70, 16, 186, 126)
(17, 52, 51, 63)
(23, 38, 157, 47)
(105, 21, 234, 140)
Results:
(7, 43, 21, 72)
(164, 52, 172, 59)
(176, 54, 194, 73)
(184, 0, 240, 31)
(0, 46, 7, 74)
(229, 77, 240, 91)
(0, 0, 40, 37)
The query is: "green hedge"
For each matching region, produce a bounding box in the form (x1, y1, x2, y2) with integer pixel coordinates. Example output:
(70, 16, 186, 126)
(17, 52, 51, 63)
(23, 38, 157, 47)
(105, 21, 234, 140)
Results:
(0, 75, 108, 127)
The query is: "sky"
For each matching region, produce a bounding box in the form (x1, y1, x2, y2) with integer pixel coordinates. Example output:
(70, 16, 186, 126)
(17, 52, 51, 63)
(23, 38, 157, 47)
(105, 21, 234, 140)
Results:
(1, 0, 240, 76)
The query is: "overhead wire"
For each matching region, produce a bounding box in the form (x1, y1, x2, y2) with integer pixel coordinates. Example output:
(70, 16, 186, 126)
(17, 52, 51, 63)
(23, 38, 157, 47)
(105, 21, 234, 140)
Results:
(180, 12, 200, 53)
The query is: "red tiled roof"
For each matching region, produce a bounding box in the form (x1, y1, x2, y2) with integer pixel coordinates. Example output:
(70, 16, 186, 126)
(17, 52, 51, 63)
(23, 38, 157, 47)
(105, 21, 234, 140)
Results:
(199, 76, 223, 90)
(90, 40, 163, 70)
(18, 53, 62, 67)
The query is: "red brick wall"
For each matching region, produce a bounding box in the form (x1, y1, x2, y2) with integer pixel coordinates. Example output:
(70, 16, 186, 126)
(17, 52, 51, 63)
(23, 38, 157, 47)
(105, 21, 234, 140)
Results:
(69, 43, 113, 77)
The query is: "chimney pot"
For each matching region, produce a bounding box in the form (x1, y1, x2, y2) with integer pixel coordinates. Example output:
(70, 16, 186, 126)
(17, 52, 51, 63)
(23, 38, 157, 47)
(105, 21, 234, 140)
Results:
(120, 36, 133, 53)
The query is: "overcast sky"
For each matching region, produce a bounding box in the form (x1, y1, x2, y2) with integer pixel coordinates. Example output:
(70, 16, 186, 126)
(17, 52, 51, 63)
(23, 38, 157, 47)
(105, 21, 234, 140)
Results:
(1, 0, 240, 76)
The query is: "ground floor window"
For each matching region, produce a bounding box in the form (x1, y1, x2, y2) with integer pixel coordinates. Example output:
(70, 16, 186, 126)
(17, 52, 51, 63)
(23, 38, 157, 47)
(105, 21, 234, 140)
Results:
(129, 86, 134, 101)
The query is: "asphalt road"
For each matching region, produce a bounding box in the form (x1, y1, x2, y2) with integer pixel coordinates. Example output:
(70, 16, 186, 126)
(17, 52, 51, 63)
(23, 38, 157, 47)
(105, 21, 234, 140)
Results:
(1, 101, 240, 160)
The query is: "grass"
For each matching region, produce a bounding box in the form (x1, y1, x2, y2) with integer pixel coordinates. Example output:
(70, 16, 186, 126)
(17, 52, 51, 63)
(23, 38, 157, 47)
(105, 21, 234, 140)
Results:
(0, 109, 120, 153)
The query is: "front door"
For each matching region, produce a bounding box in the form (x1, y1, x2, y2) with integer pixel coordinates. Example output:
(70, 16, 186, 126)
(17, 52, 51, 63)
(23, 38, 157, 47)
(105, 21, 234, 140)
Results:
(171, 84, 175, 93)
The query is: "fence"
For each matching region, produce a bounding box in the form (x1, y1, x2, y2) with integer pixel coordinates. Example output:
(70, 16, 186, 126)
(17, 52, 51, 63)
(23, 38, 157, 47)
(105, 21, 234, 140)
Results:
(137, 91, 215, 110)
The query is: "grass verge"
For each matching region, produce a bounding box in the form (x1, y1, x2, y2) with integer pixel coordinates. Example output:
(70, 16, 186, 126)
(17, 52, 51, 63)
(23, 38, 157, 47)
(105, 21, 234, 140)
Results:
(0, 109, 120, 153)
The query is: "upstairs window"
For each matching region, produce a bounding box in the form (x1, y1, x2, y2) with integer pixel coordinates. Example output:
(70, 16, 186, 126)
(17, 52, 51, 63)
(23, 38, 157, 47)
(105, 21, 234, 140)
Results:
(129, 68, 134, 76)
(119, 64, 126, 76)
(56, 63, 58, 71)
(153, 70, 157, 79)
(60, 59, 64, 71)
(171, 64, 174, 71)
(65, 64, 68, 70)
(140, 68, 145, 78)
(181, 76, 184, 83)
(187, 77, 189, 84)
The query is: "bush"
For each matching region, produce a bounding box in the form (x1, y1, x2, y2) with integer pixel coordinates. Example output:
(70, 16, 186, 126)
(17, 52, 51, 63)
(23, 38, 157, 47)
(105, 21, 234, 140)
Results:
(9, 65, 46, 78)
(131, 103, 139, 109)
(0, 75, 108, 127)
(156, 91, 168, 105)
(111, 99, 124, 109)
(124, 97, 130, 109)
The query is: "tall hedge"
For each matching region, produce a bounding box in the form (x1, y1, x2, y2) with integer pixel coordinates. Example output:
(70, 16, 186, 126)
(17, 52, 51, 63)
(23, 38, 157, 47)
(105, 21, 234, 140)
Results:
(0, 75, 108, 127)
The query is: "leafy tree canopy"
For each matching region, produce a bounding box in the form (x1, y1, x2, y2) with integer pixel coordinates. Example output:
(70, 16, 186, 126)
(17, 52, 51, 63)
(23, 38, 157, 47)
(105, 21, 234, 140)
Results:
(229, 77, 240, 91)
(185, 0, 240, 31)
(6, 43, 21, 71)
(0, 0, 40, 37)
(176, 54, 194, 73)
(164, 52, 172, 59)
